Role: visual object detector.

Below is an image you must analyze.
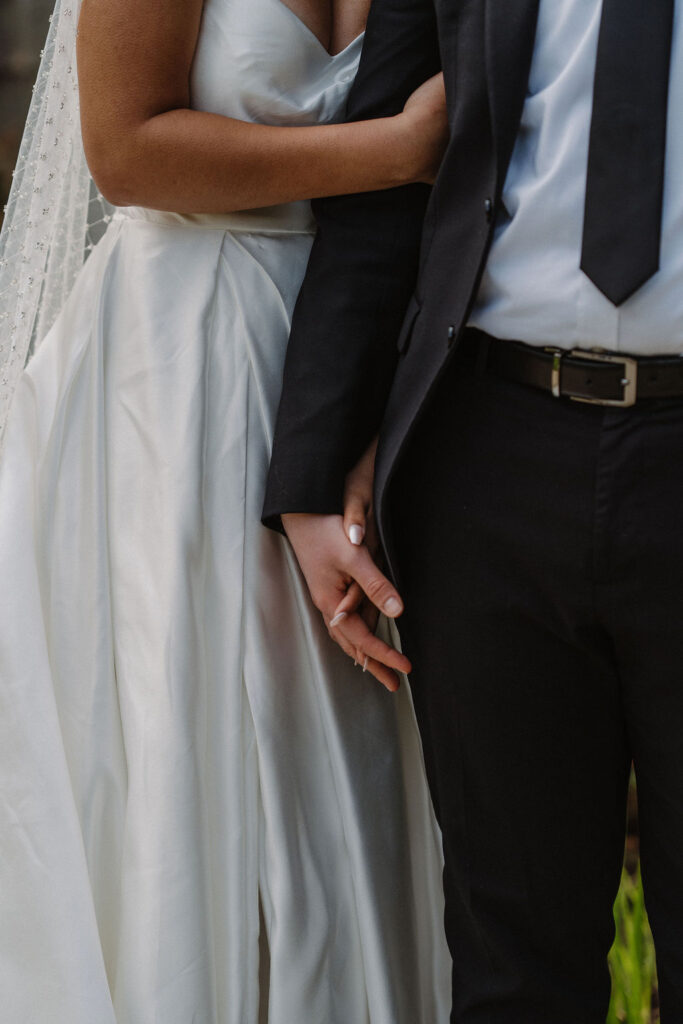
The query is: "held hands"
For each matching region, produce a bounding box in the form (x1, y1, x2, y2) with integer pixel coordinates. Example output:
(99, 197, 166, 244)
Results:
(400, 72, 448, 186)
(281, 439, 410, 692)
(335, 436, 385, 648)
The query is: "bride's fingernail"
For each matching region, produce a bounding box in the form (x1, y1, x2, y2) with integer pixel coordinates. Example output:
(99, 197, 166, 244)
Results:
(383, 597, 402, 617)
(349, 524, 364, 546)
(362, 656, 369, 673)
(330, 611, 347, 627)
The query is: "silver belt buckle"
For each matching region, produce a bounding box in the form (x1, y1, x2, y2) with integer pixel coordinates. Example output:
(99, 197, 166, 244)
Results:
(545, 347, 639, 407)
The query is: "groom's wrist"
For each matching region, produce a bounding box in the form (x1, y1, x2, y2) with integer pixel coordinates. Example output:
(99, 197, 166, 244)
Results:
(262, 461, 346, 534)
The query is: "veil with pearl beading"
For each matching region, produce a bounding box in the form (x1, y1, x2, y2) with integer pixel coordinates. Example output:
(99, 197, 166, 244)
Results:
(0, 0, 113, 455)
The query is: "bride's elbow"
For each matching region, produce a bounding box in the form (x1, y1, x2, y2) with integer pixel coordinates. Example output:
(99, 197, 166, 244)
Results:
(88, 169, 135, 208)
(83, 136, 145, 208)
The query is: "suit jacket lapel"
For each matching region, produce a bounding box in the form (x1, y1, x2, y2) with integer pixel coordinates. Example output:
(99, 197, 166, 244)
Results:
(485, 0, 541, 193)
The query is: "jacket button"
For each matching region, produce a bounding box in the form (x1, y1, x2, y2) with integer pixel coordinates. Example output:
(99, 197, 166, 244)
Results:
(447, 325, 456, 348)
(484, 197, 493, 222)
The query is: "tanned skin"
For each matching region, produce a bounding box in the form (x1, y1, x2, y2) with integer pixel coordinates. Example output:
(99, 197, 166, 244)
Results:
(77, 0, 447, 211)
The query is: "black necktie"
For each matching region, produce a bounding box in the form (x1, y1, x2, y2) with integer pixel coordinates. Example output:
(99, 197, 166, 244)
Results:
(580, 0, 674, 306)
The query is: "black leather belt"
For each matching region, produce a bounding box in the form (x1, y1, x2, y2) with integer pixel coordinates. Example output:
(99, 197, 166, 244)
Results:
(460, 328, 683, 408)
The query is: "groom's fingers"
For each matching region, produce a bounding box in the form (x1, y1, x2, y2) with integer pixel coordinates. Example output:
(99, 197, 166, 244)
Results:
(331, 581, 364, 620)
(349, 545, 404, 620)
(328, 621, 360, 663)
(326, 614, 400, 691)
(335, 611, 412, 675)
(360, 600, 380, 637)
(334, 588, 380, 643)
(330, 587, 392, 680)
(362, 657, 401, 693)
(335, 630, 400, 692)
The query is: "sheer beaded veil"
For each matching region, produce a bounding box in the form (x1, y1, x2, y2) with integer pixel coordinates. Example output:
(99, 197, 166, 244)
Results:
(0, 0, 112, 455)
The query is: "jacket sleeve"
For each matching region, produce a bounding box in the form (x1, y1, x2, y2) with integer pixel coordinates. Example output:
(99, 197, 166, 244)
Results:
(262, 0, 440, 528)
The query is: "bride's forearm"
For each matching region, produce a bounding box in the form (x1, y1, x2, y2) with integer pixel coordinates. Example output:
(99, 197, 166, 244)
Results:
(76, 0, 440, 213)
(86, 107, 424, 212)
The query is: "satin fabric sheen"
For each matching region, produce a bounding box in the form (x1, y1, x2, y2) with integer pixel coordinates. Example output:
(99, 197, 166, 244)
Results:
(0, 0, 451, 1021)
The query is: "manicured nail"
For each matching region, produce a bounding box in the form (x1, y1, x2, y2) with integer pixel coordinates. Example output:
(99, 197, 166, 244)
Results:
(330, 611, 347, 628)
(362, 656, 369, 673)
(353, 659, 358, 667)
(383, 597, 402, 617)
(349, 524, 364, 546)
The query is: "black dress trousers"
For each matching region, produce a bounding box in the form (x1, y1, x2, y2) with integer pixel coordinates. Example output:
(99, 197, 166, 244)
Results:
(390, 346, 683, 1023)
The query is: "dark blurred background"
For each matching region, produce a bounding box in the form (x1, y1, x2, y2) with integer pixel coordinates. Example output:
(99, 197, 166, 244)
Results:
(0, 0, 54, 224)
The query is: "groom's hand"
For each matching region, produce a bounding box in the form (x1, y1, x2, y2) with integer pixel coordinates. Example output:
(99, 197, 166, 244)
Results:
(281, 513, 411, 692)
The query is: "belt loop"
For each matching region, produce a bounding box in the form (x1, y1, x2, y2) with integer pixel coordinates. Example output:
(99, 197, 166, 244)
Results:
(474, 334, 492, 377)
(550, 350, 562, 398)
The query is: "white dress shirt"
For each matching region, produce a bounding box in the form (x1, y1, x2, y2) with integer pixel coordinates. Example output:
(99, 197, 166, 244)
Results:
(469, 0, 683, 355)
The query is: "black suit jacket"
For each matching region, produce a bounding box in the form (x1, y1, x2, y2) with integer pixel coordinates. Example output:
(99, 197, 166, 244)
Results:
(263, 0, 541, 576)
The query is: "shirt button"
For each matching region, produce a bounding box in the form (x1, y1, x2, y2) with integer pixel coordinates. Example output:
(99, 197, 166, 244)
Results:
(484, 197, 493, 222)
(447, 325, 456, 348)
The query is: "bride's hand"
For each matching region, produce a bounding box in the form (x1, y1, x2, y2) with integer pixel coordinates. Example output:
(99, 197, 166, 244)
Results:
(334, 437, 386, 662)
(400, 72, 449, 185)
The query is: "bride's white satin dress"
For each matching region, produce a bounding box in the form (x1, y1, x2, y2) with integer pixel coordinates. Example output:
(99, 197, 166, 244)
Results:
(0, 1, 451, 1021)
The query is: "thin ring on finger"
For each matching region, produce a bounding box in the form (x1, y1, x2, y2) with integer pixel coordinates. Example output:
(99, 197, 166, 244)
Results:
(329, 624, 360, 666)
(335, 614, 411, 673)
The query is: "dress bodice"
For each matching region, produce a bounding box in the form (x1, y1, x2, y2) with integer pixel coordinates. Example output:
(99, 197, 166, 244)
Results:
(120, 0, 362, 232)
(118, 0, 363, 233)
(190, 0, 363, 126)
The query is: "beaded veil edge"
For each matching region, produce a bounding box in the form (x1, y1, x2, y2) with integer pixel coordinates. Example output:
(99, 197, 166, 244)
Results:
(0, 0, 113, 454)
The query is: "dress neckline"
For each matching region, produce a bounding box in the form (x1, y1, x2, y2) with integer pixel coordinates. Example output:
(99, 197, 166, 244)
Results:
(270, 0, 364, 59)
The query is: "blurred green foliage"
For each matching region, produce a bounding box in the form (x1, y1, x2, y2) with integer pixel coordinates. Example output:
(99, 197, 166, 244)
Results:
(607, 865, 658, 1023)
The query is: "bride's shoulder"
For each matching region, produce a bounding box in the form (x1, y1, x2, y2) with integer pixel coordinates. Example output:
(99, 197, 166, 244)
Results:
(77, 0, 206, 79)
(77, 0, 206, 45)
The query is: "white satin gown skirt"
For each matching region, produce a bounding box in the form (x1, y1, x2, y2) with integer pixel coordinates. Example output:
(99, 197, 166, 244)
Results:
(0, 210, 451, 1023)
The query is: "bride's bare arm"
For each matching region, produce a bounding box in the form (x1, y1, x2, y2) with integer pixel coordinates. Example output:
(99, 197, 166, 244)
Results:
(77, 0, 446, 212)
